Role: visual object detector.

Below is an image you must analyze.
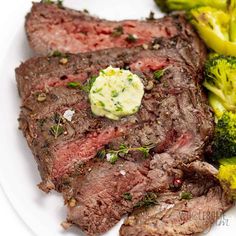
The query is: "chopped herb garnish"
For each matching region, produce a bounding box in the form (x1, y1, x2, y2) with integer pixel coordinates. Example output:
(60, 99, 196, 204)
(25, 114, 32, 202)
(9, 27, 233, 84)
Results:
(93, 88, 103, 94)
(67, 82, 81, 88)
(97, 149, 106, 159)
(115, 102, 123, 112)
(103, 143, 155, 164)
(146, 11, 155, 20)
(107, 153, 119, 164)
(112, 26, 124, 37)
(57, 0, 63, 7)
(115, 106, 123, 112)
(50, 115, 64, 139)
(42, 0, 63, 6)
(82, 76, 97, 92)
(42, 0, 52, 4)
(180, 191, 193, 200)
(154, 69, 165, 80)
(136, 147, 151, 158)
(127, 74, 133, 82)
(123, 192, 133, 201)
(126, 34, 138, 43)
(83, 9, 89, 13)
(50, 124, 64, 139)
(111, 90, 119, 97)
(51, 50, 63, 57)
(135, 192, 158, 208)
(99, 101, 105, 107)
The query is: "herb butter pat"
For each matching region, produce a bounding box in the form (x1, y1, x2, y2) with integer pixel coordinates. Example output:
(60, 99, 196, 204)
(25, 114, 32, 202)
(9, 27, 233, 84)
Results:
(89, 66, 144, 120)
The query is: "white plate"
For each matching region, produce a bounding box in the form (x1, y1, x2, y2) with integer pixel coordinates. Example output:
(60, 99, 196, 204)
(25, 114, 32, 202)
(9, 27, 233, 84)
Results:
(0, 0, 235, 235)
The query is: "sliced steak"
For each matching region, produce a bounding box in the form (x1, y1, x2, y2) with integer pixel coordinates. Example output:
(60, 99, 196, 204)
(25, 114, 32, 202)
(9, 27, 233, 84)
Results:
(120, 161, 232, 236)
(17, 36, 211, 192)
(16, 34, 206, 101)
(26, 2, 202, 55)
(17, 16, 215, 235)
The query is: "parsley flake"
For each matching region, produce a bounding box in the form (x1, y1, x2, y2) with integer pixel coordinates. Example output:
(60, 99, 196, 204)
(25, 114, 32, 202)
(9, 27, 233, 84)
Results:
(123, 192, 133, 201)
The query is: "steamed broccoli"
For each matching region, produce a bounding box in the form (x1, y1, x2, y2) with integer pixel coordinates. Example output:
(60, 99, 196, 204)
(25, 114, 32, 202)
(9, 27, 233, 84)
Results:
(203, 55, 236, 113)
(218, 157, 236, 199)
(154, 0, 228, 13)
(189, 7, 236, 56)
(212, 112, 236, 160)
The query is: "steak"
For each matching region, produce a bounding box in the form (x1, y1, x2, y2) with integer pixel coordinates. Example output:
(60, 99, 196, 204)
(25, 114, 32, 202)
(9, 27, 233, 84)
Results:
(26, 2, 200, 55)
(120, 161, 232, 236)
(16, 34, 217, 235)
(17, 36, 210, 189)
(17, 7, 221, 235)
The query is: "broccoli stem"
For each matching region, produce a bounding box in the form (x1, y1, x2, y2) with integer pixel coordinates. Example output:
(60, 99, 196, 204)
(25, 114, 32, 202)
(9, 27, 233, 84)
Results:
(208, 93, 226, 118)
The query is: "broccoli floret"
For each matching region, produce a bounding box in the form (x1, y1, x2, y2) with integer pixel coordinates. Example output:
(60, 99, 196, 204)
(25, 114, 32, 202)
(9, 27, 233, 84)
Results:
(189, 7, 236, 55)
(203, 55, 236, 113)
(154, 0, 228, 13)
(191, 7, 230, 41)
(218, 157, 236, 199)
(212, 111, 236, 159)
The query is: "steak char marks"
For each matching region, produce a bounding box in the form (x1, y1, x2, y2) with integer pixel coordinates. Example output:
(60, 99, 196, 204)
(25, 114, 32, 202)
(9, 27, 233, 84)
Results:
(17, 4, 226, 236)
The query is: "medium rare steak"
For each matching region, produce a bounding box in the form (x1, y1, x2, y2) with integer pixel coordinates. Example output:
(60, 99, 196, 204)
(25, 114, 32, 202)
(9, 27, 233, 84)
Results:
(16, 34, 216, 234)
(120, 161, 232, 236)
(17, 36, 210, 190)
(26, 2, 199, 55)
(17, 6, 219, 235)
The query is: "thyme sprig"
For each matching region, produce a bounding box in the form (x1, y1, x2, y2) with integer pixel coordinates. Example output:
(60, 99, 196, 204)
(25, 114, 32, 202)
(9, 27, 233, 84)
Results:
(98, 143, 156, 164)
(50, 115, 64, 139)
(67, 76, 97, 92)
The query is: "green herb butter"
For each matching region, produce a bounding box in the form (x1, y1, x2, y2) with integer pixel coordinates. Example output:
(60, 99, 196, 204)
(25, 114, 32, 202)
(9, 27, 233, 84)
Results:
(89, 66, 144, 120)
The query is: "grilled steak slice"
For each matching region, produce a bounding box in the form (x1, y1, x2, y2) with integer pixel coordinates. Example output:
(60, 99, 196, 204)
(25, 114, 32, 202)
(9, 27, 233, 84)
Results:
(120, 161, 232, 236)
(16, 34, 206, 101)
(17, 36, 210, 191)
(64, 137, 215, 235)
(17, 24, 214, 235)
(26, 2, 199, 55)
(17, 35, 214, 234)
